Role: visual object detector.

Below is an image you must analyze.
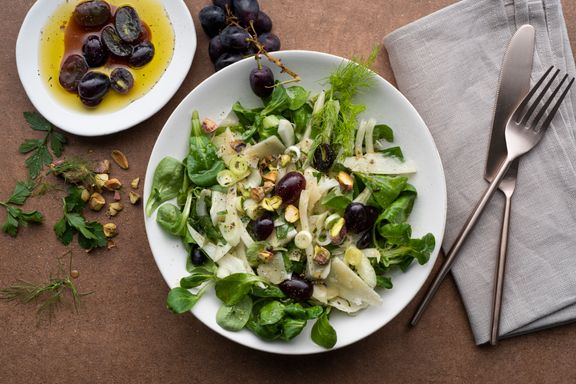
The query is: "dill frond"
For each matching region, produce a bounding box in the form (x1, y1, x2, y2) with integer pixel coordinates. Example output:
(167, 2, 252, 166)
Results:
(307, 99, 341, 163)
(328, 46, 380, 160)
(50, 157, 96, 187)
(0, 252, 91, 325)
(328, 46, 379, 103)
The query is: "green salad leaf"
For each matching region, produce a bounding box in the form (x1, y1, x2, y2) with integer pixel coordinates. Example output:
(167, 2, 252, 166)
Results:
(187, 111, 225, 187)
(167, 287, 205, 314)
(355, 173, 407, 209)
(311, 310, 337, 349)
(216, 295, 253, 331)
(145, 156, 185, 216)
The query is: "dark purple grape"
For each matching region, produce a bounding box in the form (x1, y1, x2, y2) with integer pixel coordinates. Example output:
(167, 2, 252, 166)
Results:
(110, 67, 134, 94)
(114, 6, 142, 43)
(101, 25, 132, 57)
(254, 11, 272, 34)
(252, 214, 274, 241)
(242, 45, 258, 57)
(232, 0, 260, 26)
(365, 206, 380, 227)
(220, 25, 251, 50)
(80, 97, 104, 107)
(59, 54, 88, 92)
(129, 41, 155, 67)
(313, 144, 336, 172)
(345, 202, 373, 233)
(279, 274, 313, 300)
(78, 71, 110, 106)
(208, 35, 225, 63)
(199, 5, 226, 37)
(190, 246, 208, 266)
(73, 0, 111, 28)
(82, 35, 107, 67)
(249, 65, 274, 97)
(275, 172, 306, 205)
(212, 0, 232, 11)
(214, 52, 243, 71)
(258, 32, 280, 52)
(356, 231, 373, 249)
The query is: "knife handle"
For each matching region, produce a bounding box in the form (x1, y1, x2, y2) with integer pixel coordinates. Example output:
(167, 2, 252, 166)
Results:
(410, 157, 512, 326)
(490, 192, 512, 345)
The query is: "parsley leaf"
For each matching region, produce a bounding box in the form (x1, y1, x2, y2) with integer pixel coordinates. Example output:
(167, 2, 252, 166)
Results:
(0, 181, 43, 237)
(1, 205, 44, 237)
(6, 181, 35, 206)
(20, 112, 68, 179)
(54, 187, 106, 249)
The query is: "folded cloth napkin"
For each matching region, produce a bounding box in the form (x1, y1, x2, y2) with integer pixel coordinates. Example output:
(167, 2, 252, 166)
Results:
(384, 0, 576, 345)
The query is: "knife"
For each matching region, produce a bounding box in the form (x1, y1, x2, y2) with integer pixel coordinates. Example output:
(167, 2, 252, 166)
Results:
(409, 25, 536, 328)
(485, 24, 535, 345)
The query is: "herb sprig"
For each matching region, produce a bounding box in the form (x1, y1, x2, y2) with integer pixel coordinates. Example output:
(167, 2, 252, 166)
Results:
(0, 252, 90, 324)
(0, 180, 43, 237)
(19, 112, 67, 179)
(54, 186, 107, 249)
(330, 47, 379, 160)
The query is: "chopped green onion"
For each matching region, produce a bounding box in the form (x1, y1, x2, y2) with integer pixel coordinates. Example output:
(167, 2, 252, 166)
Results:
(229, 156, 249, 177)
(217, 170, 237, 187)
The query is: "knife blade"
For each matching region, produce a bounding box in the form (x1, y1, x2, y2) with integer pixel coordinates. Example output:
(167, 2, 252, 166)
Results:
(484, 24, 535, 182)
(485, 24, 535, 346)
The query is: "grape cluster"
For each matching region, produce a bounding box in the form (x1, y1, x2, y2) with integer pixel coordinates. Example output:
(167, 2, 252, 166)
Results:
(198, 0, 281, 72)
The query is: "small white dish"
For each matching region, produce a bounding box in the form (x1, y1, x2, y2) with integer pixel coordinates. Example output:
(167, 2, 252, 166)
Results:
(16, 0, 196, 137)
(144, 50, 447, 354)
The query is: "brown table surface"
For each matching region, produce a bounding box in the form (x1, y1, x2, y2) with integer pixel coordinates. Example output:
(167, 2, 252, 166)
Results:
(2, 1, 576, 383)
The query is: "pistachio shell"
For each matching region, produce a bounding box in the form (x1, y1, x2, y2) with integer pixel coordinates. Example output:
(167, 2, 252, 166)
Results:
(111, 150, 129, 169)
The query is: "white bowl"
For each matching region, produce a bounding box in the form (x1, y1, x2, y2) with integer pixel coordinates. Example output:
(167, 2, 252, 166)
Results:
(16, 0, 196, 136)
(144, 50, 447, 354)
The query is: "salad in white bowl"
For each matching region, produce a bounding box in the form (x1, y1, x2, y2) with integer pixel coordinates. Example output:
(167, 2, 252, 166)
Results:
(144, 50, 445, 353)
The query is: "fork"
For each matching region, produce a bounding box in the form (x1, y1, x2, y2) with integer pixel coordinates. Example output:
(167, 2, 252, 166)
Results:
(410, 66, 575, 327)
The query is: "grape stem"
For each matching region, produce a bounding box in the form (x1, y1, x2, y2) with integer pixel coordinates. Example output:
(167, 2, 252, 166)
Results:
(225, 18, 300, 83)
(249, 38, 301, 83)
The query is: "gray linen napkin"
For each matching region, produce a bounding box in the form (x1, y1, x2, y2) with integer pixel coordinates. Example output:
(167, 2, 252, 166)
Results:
(384, 0, 576, 345)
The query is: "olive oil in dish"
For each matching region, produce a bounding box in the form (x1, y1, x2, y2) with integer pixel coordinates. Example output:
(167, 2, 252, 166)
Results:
(39, 0, 175, 113)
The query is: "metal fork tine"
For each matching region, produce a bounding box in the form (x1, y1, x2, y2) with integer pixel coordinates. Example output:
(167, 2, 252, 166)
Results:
(519, 68, 559, 126)
(532, 74, 569, 129)
(513, 66, 554, 123)
(540, 77, 576, 131)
